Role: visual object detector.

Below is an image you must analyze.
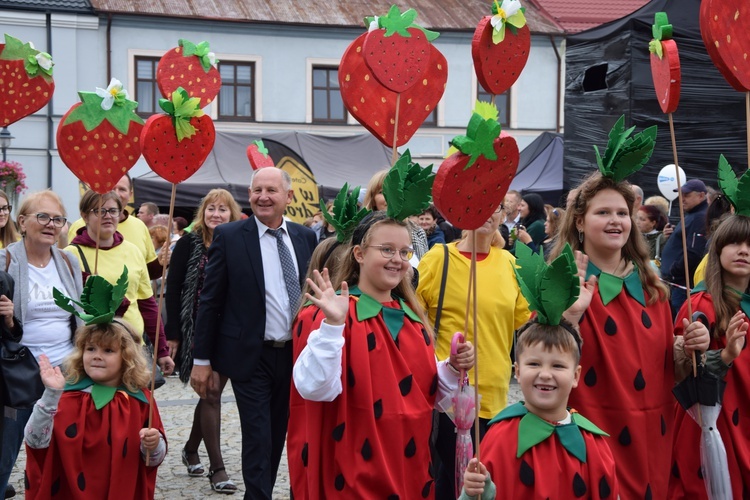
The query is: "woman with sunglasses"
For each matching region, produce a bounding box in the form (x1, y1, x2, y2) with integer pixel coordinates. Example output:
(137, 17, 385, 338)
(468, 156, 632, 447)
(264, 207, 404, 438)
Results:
(0, 190, 83, 495)
(65, 190, 173, 379)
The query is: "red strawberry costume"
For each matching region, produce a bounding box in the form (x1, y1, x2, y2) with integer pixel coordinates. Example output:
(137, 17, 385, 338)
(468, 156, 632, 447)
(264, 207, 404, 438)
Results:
(25, 379, 166, 499)
(289, 287, 458, 499)
(568, 261, 675, 499)
(460, 402, 619, 499)
(668, 290, 750, 499)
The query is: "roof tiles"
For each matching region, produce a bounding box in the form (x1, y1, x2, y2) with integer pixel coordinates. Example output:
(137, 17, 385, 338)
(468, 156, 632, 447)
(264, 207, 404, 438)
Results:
(0, 0, 93, 13)
(532, 0, 649, 33)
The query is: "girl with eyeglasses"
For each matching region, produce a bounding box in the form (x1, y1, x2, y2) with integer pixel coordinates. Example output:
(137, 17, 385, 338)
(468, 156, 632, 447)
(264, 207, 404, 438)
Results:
(0, 190, 83, 495)
(416, 204, 531, 499)
(288, 212, 474, 499)
(65, 190, 174, 383)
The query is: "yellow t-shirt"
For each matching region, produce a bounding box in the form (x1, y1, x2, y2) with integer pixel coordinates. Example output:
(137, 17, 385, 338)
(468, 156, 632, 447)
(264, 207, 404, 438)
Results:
(68, 214, 156, 265)
(417, 243, 530, 419)
(694, 254, 708, 285)
(65, 240, 153, 334)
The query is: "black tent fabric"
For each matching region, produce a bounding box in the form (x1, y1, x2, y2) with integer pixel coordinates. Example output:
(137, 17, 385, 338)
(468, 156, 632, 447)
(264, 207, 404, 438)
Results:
(133, 131, 392, 209)
(511, 131, 564, 205)
(564, 0, 748, 197)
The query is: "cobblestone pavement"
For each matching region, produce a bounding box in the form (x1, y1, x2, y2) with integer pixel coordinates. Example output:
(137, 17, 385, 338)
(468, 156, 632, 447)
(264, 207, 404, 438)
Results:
(9, 376, 522, 499)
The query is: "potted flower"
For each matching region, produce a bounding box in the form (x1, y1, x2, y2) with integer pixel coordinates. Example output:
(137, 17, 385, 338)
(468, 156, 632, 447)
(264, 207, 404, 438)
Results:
(0, 160, 27, 211)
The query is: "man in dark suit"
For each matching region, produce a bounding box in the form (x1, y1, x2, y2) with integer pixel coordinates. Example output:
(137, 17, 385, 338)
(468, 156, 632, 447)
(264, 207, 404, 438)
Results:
(191, 167, 317, 499)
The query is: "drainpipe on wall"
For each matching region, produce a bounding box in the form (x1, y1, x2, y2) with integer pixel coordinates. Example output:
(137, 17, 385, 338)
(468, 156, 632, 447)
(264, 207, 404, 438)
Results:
(549, 35, 562, 133)
(106, 13, 112, 83)
(46, 11, 53, 188)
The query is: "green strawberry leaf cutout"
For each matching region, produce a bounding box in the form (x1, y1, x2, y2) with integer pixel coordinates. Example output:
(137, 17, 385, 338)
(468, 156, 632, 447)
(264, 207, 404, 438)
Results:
(366, 6, 440, 42)
(450, 101, 502, 169)
(178, 38, 218, 73)
(719, 155, 750, 216)
(54, 267, 129, 325)
(158, 87, 204, 141)
(594, 115, 657, 182)
(320, 183, 371, 243)
(1, 34, 54, 81)
(514, 242, 579, 326)
(382, 150, 435, 221)
(64, 90, 144, 135)
(649, 12, 672, 59)
(253, 139, 269, 156)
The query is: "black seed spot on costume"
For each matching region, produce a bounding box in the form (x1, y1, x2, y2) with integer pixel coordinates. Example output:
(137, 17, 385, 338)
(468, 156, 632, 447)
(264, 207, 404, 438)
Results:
(645, 483, 652, 500)
(312, 308, 321, 322)
(584, 367, 597, 386)
(672, 462, 680, 478)
(332, 423, 345, 441)
(387, 496, 399, 500)
(122, 438, 128, 457)
(51, 477, 60, 496)
(107, 431, 111, 445)
(367, 332, 376, 351)
(733, 408, 740, 426)
(374, 399, 383, 419)
(634, 370, 646, 391)
(422, 480, 433, 498)
(661, 415, 667, 436)
(399, 375, 413, 396)
(641, 310, 652, 328)
(697, 466, 703, 479)
(604, 316, 617, 335)
(77, 472, 86, 491)
(422, 328, 431, 346)
(334, 474, 345, 491)
(361, 439, 372, 461)
(599, 475, 611, 498)
(404, 437, 416, 457)
(24, 472, 29, 490)
(572, 473, 587, 497)
(296, 321, 303, 338)
(519, 459, 535, 486)
(347, 366, 355, 388)
(65, 423, 77, 438)
(618, 426, 631, 446)
(429, 374, 438, 396)
(301, 443, 308, 467)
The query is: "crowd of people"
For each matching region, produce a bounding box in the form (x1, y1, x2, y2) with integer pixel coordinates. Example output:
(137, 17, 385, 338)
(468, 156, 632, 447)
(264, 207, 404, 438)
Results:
(0, 154, 746, 499)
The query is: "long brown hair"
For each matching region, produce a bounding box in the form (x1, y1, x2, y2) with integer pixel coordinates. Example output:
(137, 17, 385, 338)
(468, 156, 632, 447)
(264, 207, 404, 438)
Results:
(704, 214, 750, 335)
(191, 189, 242, 248)
(551, 172, 668, 304)
(0, 191, 20, 247)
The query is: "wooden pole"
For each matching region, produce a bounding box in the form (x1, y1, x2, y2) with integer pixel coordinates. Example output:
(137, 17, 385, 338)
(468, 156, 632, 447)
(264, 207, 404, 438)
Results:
(391, 94, 401, 166)
(471, 230, 480, 462)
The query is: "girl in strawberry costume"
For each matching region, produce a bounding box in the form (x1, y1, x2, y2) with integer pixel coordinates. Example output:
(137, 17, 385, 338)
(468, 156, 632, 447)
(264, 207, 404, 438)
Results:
(24, 270, 166, 499)
(550, 116, 710, 499)
(288, 212, 474, 499)
(668, 179, 750, 498)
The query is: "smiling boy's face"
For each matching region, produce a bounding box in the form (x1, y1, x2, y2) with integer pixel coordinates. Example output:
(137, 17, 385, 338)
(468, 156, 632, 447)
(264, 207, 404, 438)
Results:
(514, 342, 581, 422)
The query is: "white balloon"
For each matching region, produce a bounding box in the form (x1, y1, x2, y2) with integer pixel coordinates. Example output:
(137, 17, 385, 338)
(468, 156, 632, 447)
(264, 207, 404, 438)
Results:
(657, 164, 687, 201)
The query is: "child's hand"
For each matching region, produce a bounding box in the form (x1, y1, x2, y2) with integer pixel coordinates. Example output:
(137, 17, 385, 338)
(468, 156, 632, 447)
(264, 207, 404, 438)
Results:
(38, 354, 65, 390)
(463, 458, 488, 496)
(682, 318, 710, 355)
(722, 310, 748, 364)
(305, 268, 349, 326)
(139, 428, 161, 452)
(563, 251, 596, 325)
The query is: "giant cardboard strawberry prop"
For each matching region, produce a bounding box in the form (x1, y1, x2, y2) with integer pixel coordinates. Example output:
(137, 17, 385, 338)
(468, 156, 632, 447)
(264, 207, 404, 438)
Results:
(246, 139, 275, 170)
(340, 6, 447, 149)
(700, 0, 750, 92)
(140, 87, 215, 184)
(156, 39, 221, 106)
(0, 34, 54, 127)
(649, 13, 681, 114)
(57, 79, 144, 194)
(472, 0, 530, 96)
(433, 102, 518, 230)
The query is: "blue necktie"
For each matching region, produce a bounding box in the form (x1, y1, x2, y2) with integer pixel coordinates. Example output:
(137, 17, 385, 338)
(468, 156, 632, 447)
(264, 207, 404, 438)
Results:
(267, 228, 301, 313)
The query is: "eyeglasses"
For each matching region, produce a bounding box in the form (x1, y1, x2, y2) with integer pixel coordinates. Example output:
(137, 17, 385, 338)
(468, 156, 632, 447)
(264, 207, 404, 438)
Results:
(368, 244, 414, 261)
(30, 213, 67, 228)
(89, 208, 121, 217)
(0, 205, 11, 214)
(494, 204, 504, 214)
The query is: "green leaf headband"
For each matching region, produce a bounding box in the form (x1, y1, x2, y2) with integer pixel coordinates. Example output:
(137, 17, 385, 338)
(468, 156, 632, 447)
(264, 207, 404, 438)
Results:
(382, 149, 435, 221)
(514, 242, 579, 326)
(649, 12, 673, 59)
(320, 183, 371, 243)
(594, 115, 657, 182)
(54, 267, 129, 325)
(717, 154, 750, 216)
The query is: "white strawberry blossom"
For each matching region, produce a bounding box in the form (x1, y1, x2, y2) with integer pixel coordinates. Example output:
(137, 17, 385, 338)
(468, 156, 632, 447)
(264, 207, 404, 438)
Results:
(95, 78, 129, 111)
(368, 16, 380, 31)
(491, 0, 522, 29)
(35, 52, 53, 71)
(207, 52, 217, 66)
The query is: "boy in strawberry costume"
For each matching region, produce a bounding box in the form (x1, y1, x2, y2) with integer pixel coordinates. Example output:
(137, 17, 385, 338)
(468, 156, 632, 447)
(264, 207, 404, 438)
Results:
(461, 245, 619, 499)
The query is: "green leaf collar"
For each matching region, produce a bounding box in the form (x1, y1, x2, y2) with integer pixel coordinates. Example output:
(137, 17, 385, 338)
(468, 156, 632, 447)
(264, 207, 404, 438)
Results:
(348, 285, 422, 340)
(489, 402, 608, 463)
(320, 183, 371, 243)
(65, 376, 148, 410)
(158, 87, 205, 141)
(382, 150, 435, 221)
(593, 115, 657, 182)
(54, 267, 129, 325)
(586, 260, 645, 307)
